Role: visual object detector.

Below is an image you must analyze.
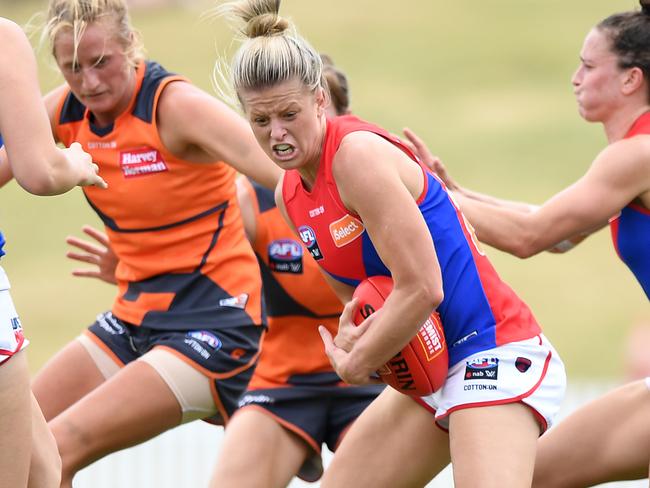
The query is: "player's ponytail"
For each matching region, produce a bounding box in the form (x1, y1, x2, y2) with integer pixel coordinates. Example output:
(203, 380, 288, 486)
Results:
(224, 0, 288, 38)
(596, 1, 650, 100)
(213, 0, 322, 100)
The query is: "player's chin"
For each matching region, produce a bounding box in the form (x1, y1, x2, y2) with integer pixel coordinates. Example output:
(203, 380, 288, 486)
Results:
(272, 154, 304, 171)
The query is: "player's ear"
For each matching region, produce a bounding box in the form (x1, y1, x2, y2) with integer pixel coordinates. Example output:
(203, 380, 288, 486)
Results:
(621, 66, 644, 95)
(315, 86, 328, 116)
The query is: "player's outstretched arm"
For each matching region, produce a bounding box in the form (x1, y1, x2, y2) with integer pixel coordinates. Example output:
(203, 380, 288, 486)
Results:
(0, 19, 106, 195)
(402, 126, 602, 254)
(454, 138, 647, 258)
(403, 127, 534, 212)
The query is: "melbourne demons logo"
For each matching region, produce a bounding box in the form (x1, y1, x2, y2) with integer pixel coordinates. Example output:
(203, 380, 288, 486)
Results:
(268, 239, 303, 273)
(298, 225, 324, 261)
(119, 147, 168, 178)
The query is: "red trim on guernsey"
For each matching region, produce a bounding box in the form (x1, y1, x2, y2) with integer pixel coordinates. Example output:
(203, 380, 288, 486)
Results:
(609, 217, 622, 261)
(628, 202, 650, 215)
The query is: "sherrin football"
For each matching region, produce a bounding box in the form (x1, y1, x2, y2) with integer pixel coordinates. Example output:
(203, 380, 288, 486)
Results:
(352, 276, 448, 396)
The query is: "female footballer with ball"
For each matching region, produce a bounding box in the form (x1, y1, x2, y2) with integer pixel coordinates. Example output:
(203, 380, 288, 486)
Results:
(212, 1, 566, 486)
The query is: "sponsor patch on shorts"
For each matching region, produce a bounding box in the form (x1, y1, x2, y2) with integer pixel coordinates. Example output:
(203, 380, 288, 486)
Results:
(464, 357, 499, 380)
(187, 331, 222, 350)
(96, 313, 125, 335)
(10, 316, 21, 331)
(463, 383, 497, 391)
(183, 337, 211, 360)
(238, 393, 275, 407)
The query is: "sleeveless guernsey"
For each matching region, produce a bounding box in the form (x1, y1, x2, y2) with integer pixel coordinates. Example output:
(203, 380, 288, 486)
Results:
(54, 61, 263, 329)
(610, 112, 650, 299)
(283, 115, 541, 366)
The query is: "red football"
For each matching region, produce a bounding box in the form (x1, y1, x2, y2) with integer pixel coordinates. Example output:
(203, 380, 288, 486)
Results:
(352, 276, 448, 396)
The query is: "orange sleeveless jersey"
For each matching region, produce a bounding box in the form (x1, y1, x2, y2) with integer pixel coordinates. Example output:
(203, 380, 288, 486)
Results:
(54, 61, 263, 329)
(242, 178, 344, 389)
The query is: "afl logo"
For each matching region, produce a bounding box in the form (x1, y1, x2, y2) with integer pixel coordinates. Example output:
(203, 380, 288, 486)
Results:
(268, 239, 303, 274)
(187, 331, 222, 350)
(268, 239, 303, 261)
(464, 357, 499, 380)
(467, 358, 498, 370)
(298, 226, 317, 247)
(297, 225, 324, 261)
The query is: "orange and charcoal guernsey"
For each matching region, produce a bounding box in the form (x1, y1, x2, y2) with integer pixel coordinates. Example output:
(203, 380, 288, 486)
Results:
(241, 177, 345, 389)
(54, 61, 263, 330)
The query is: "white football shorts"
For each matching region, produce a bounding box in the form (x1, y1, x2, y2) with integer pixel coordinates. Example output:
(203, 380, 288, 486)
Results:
(0, 266, 28, 364)
(417, 334, 566, 432)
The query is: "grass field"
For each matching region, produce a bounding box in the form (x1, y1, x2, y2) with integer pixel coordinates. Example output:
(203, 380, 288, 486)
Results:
(1, 0, 647, 380)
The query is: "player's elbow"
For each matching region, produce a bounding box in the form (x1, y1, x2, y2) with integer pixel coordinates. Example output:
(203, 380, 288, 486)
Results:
(510, 233, 545, 259)
(15, 170, 61, 196)
(13, 152, 76, 196)
(417, 274, 444, 309)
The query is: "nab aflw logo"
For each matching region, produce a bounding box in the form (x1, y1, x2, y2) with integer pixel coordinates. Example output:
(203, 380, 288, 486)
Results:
(268, 239, 303, 273)
(119, 147, 168, 178)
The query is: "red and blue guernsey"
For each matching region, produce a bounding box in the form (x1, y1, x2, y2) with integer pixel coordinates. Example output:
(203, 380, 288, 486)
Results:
(610, 112, 650, 299)
(283, 115, 541, 367)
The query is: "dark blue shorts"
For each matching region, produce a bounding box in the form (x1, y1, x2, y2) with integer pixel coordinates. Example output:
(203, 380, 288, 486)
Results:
(237, 383, 384, 481)
(88, 311, 263, 424)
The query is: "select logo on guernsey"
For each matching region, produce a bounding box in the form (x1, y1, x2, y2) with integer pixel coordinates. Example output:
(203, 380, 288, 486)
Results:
(329, 214, 365, 248)
(119, 147, 168, 178)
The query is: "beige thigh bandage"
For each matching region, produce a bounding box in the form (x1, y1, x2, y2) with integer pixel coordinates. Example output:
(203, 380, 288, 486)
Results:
(77, 334, 121, 380)
(139, 347, 217, 423)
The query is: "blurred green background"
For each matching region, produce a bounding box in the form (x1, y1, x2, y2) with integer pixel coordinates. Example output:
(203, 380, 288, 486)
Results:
(1, 0, 646, 379)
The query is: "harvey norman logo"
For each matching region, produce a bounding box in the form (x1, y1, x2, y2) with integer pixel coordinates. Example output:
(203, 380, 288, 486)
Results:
(329, 214, 365, 248)
(119, 147, 168, 178)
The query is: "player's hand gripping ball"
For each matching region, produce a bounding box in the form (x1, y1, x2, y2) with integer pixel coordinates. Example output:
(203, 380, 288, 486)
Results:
(352, 276, 448, 396)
